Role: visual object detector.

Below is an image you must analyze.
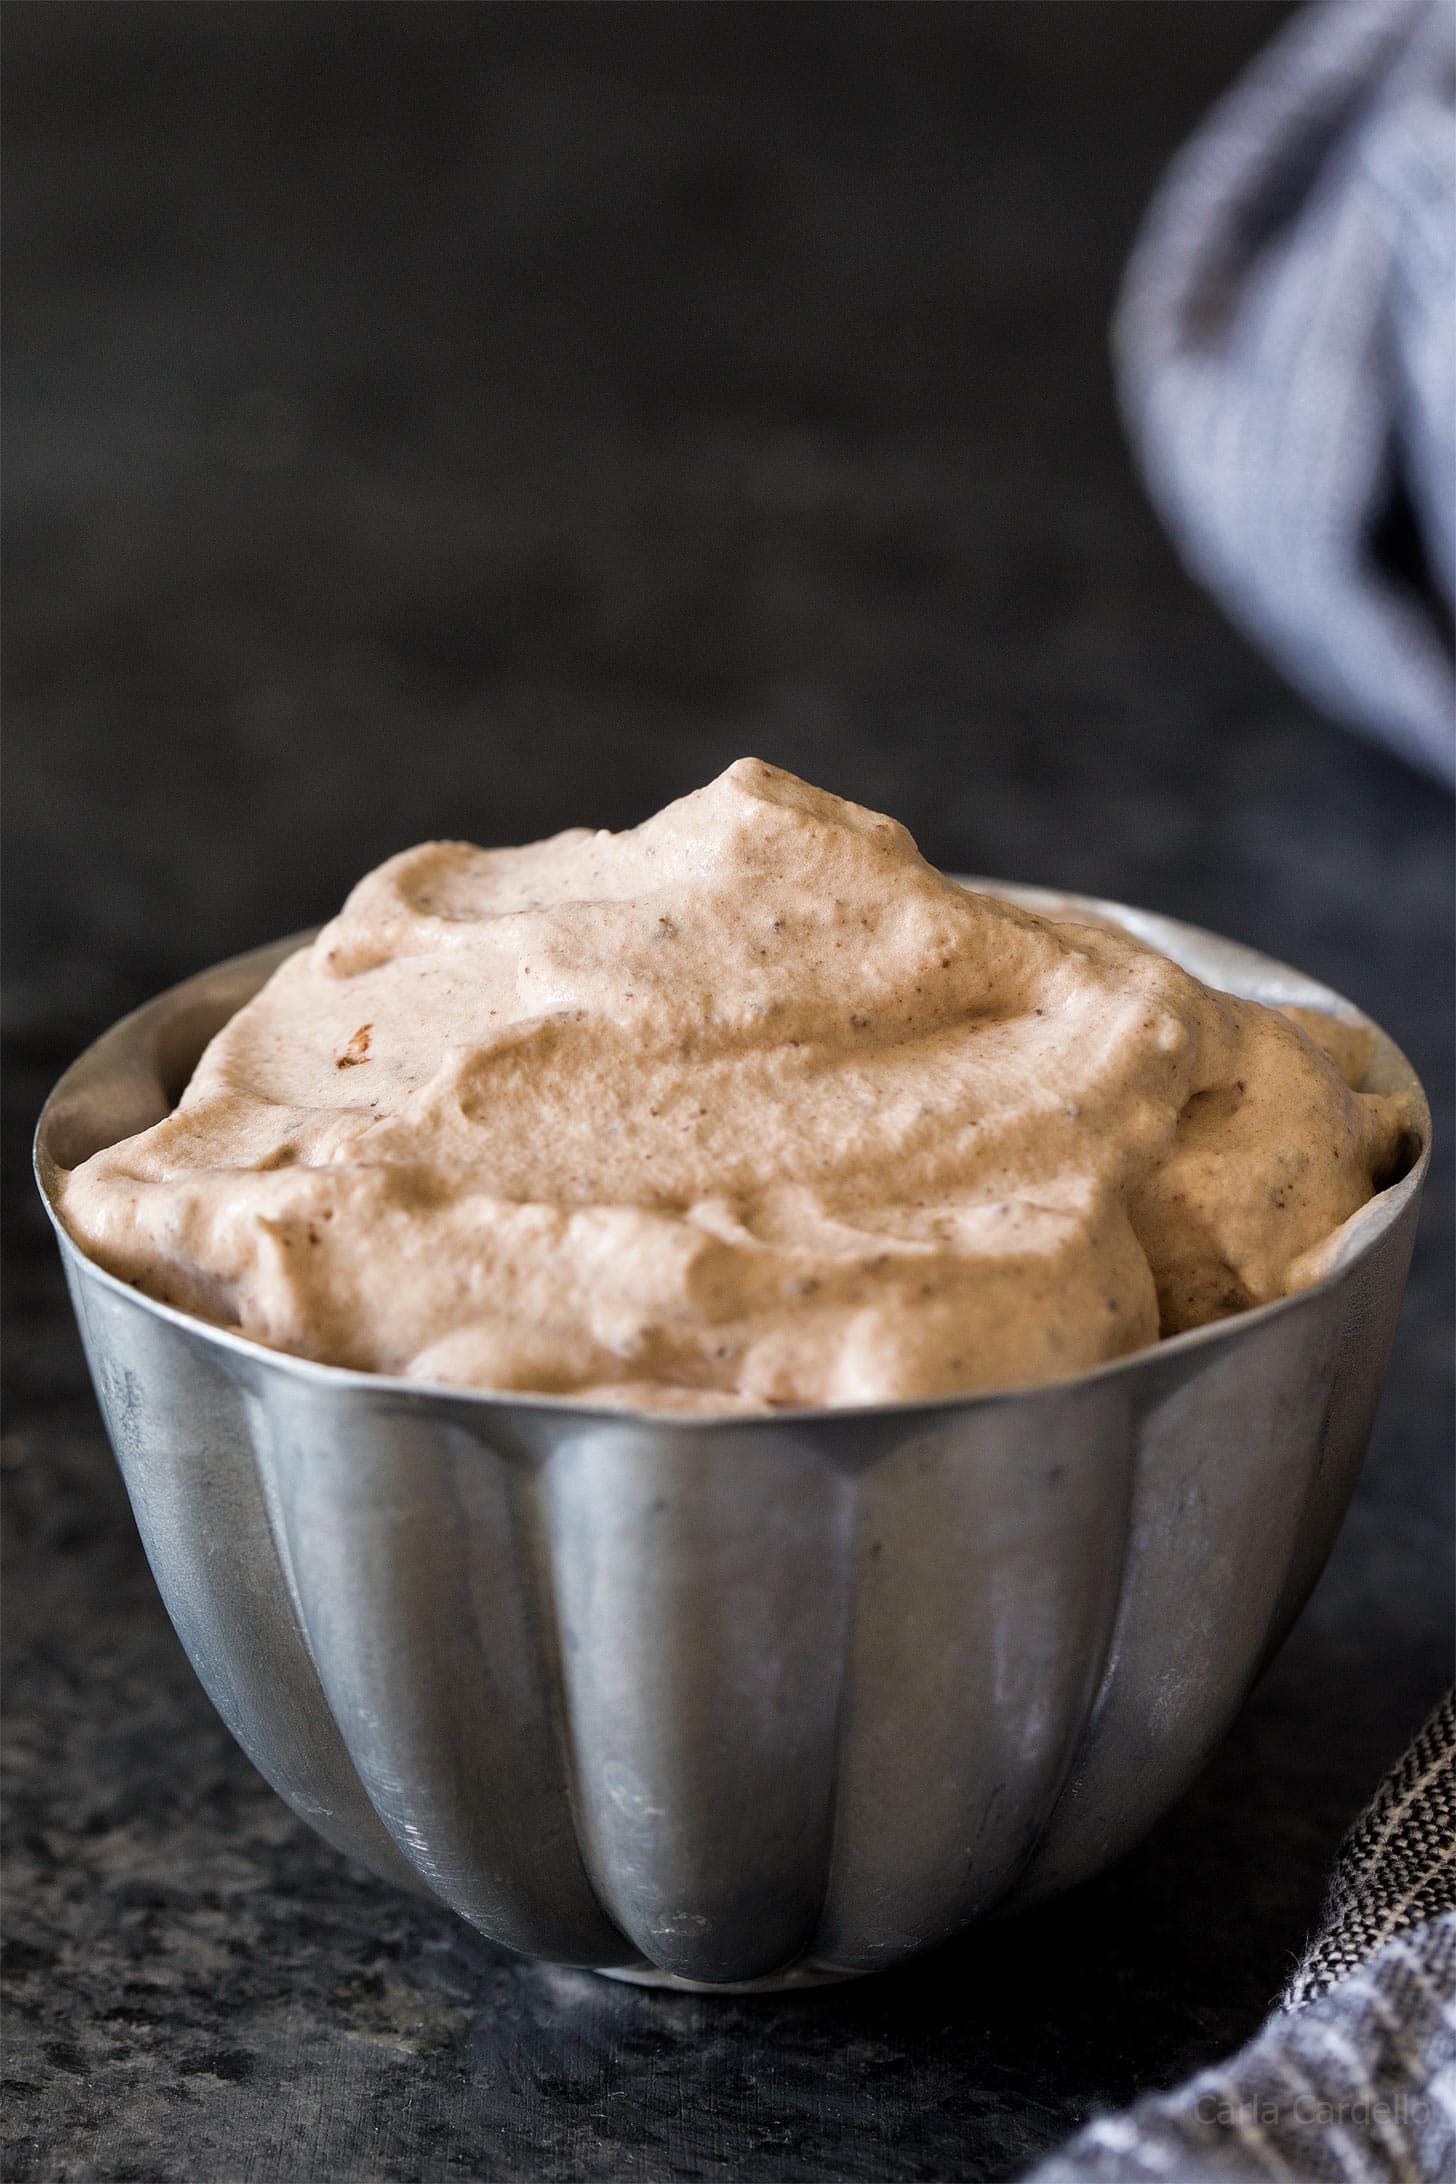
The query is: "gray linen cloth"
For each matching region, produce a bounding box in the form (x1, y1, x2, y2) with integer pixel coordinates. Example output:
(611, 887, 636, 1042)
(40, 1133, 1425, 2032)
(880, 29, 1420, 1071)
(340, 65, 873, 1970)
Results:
(1024, 1691, 1456, 2182)
(1116, 0, 1455, 786)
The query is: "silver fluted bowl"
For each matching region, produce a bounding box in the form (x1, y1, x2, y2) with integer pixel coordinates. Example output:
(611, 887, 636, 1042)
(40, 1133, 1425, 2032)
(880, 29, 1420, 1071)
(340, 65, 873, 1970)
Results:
(35, 885, 1429, 1990)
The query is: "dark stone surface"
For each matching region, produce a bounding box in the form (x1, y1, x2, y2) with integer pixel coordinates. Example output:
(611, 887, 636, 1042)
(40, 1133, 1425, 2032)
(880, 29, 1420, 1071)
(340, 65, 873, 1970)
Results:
(3, 5, 1450, 2179)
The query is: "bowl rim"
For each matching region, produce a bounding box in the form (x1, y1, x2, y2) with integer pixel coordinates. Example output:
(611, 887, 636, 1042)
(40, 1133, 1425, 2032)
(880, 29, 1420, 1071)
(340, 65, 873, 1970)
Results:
(34, 879, 1432, 1430)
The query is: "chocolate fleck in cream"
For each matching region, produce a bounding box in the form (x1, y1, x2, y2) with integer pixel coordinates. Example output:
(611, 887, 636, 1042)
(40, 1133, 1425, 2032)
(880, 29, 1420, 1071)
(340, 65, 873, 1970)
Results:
(59, 761, 1410, 1410)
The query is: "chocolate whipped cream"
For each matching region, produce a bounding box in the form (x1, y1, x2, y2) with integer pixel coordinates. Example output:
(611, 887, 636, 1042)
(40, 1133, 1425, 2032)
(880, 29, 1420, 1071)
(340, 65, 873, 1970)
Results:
(60, 761, 1409, 1409)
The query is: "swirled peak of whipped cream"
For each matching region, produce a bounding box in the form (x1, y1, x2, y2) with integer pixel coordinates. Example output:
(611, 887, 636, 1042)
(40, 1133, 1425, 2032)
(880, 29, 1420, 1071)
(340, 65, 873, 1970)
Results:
(60, 760, 1408, 1410)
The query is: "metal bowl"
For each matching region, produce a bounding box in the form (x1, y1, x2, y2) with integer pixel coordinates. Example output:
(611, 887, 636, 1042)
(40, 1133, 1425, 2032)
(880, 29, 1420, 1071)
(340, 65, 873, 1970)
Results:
(34, 884, 1429, 1990)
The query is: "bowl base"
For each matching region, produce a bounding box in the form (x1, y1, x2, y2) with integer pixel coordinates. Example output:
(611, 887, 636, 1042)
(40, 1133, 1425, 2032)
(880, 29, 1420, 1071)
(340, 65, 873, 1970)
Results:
(596, 1960, 868, 1993)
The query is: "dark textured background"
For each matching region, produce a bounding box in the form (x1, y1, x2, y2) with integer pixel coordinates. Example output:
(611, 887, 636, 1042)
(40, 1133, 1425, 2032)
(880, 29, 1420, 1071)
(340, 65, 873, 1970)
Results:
(3, 5, 1451, 2180)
